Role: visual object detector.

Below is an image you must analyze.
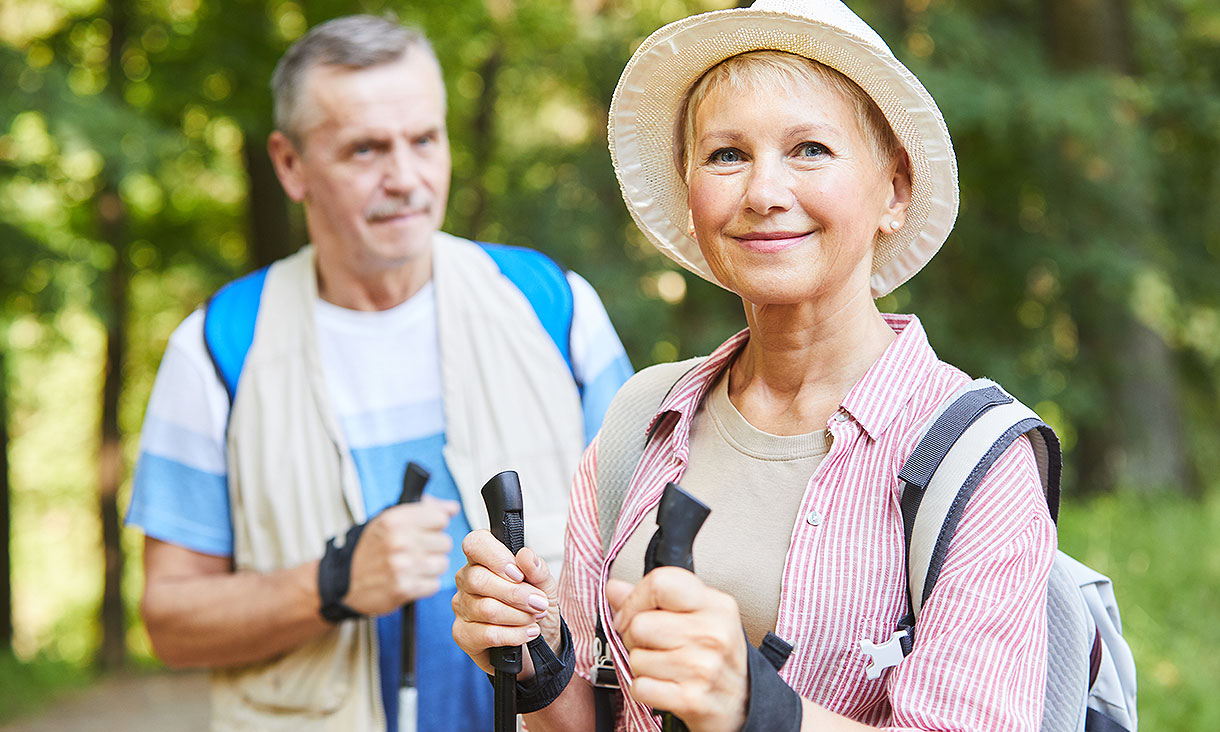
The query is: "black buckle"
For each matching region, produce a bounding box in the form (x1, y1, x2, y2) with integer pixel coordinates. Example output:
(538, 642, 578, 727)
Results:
(591, 617, 619, 690)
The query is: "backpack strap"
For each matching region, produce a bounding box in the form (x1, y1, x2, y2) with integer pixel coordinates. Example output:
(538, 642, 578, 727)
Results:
(898, 378, 1062, 625)
(594, 357, 704, 554)
(202, 266, 270, 404)
(478, 242, 577, 384)
(203, 244, 576, 406)
(588, 357, 702, 732)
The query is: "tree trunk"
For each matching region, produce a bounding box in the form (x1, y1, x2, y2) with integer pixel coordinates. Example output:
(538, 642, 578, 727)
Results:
(463, 44, 504, 239)
(243, 127, 300, 269)
(0, 346, 12, 655)
(1116, 321, 1196, 495)
(96, 186, 128, 671)
(1040, 0, 1194, 495)
(94, 0, 130, 671)
(1041, 0, 1135, 74)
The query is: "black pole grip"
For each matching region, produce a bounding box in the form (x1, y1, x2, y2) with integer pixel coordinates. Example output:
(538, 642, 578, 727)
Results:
(644, 483, 711, 575)
(398, 461, 431, 697)
(644, 483, 710, 732)
(483, 470, 525, 555)
(399, 461, 430, 505)
(482, 471, 526, 732)
(482, 470, 526, 678)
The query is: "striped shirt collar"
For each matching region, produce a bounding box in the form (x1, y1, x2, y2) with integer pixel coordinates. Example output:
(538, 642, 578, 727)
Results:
(648, 313, 934, 445)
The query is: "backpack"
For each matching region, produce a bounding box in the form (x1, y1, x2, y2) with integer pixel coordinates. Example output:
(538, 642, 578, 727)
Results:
(594, 364, 1138, 732)
(202, 242, 578, 402)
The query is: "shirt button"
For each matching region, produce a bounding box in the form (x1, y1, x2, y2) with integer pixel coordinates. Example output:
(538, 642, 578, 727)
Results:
(806, 509, 824, 527)
(832, 411, 850, 423)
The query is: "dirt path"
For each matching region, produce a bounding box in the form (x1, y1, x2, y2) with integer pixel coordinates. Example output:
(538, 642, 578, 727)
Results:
(0, 670, 210, 732)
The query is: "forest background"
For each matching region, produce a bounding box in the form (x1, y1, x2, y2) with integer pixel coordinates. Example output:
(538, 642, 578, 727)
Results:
(0, 0, 1218, 728)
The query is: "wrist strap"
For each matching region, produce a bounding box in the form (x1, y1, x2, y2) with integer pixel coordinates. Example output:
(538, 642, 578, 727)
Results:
(485, 616, 576, 713)
(740, 632, 801, 732)
(318, 522, 367, 623)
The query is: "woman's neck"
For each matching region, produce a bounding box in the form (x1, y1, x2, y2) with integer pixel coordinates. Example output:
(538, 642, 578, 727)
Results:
(728, 293, 895, 435)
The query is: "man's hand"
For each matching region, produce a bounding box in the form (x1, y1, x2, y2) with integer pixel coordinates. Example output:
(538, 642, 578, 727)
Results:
(343, 496, 460, 615)
(451, 530, 561, 677)
(606, 571, 748, 732)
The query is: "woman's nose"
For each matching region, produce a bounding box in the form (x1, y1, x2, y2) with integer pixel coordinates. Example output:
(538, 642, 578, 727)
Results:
(742, 155, 795, 215)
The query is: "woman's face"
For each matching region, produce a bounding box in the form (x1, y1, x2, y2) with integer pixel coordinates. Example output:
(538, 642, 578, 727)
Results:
(686, 73, 907, 308)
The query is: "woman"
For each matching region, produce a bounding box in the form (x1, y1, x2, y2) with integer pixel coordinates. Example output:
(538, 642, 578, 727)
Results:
(453, 1, 1055, 730)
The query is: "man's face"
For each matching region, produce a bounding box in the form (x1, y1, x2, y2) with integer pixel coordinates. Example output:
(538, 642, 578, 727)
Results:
(281, 51, 451, 278)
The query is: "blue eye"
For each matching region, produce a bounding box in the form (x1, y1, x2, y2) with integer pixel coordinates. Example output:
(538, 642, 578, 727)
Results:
(797, 142, 829, 157)
(709, 148, 742, 164)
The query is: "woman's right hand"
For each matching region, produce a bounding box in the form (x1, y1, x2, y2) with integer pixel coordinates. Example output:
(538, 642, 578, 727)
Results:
(452, 529, 563, 678)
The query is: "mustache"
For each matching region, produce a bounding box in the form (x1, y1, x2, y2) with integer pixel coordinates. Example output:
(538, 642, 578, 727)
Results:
(365, 190, 431, 222)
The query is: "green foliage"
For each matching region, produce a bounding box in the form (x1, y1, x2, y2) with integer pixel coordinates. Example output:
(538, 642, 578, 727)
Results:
(0, 650, 92, 723)
(1059, 491, 1220, 730)
(856, 0, 1220, 495)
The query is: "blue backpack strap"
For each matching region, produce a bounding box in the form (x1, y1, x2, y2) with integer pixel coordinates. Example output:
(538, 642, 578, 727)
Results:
(203, 246, 576, 401)
(477, 242, 577, 384)
(202, 267, 270, 403)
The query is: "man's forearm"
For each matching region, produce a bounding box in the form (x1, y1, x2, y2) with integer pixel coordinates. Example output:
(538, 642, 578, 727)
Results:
(143, 559, 331, 668)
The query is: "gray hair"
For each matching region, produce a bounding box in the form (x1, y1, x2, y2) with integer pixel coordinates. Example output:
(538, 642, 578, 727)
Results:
(271, 14, 441, 143)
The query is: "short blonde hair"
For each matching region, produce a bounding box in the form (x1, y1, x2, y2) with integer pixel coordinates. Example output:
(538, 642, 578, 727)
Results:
(674, 51, 903, 178)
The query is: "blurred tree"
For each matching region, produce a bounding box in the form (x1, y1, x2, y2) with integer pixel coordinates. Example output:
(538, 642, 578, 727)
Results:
(0, 98, 77, 653)
(1040, 0, 1193, 496)
(91, 0, 134, 671)
(240, 16, 303, 269)
(0, 178, 73, 660)
(455, 1, 506, 238)
(0, 0, 220, 668)
(244, 135, 300, 268)
(1, 347, 9, 656)
(863, 0, 1219, 498)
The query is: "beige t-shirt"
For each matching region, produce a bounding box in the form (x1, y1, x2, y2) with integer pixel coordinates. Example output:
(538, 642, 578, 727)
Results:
(608, 372, 831, 647)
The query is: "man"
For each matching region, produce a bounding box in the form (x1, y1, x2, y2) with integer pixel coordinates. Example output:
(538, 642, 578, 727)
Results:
(126, 15, 632, 731)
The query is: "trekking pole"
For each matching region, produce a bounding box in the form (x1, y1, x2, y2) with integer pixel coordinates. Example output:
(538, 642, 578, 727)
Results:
(397, 461, 431, 732)
(643, 482, 711, 732)
(482, 470, 526, 732)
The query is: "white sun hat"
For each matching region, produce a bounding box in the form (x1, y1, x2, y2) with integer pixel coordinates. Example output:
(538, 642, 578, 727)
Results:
(609, 0, 959, 298)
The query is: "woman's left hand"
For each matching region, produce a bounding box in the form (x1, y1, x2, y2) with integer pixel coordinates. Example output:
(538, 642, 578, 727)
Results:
(606, 570, 748, 732)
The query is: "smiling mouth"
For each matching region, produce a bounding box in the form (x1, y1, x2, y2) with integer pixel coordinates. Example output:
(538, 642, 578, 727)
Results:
(733, 231, 811, 253)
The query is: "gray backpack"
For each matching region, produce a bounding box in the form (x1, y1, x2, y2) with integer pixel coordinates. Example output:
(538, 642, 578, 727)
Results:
(594, 364, 1138, 732)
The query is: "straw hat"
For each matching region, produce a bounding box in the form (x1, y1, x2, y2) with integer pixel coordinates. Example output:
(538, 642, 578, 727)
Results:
(609, 0, 958, 298)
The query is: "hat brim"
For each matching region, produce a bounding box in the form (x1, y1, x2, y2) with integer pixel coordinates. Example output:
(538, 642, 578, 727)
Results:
(609, 6, 959, 298)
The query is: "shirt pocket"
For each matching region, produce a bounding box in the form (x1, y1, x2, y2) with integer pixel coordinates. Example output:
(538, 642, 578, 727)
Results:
(218, 622, 361, 717)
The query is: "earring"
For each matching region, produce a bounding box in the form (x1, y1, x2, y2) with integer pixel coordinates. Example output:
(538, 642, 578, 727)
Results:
(888, 220, 902, 232)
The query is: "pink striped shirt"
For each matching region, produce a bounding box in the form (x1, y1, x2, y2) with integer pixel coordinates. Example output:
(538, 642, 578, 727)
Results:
(558, 314, 1056, 731)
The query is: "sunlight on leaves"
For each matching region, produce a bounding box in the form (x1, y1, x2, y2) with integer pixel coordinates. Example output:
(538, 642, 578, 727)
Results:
(59, 147, 103, 182)
(119, 172, 164, 216)
(1131, 267, 1178, 339)
(8, 112, 56, 164)
(271, 0, 307, 42)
